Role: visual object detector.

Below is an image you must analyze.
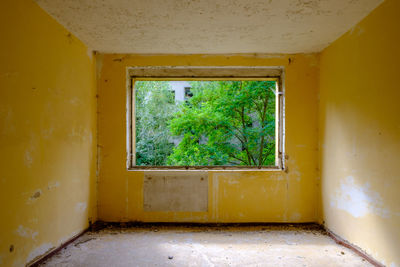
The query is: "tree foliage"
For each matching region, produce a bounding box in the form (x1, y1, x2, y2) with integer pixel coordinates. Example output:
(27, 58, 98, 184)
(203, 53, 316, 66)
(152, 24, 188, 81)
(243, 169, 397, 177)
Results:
(135, 81, 176, 165)
(167, 81, 276, 166)
(135, 80, 276, 166)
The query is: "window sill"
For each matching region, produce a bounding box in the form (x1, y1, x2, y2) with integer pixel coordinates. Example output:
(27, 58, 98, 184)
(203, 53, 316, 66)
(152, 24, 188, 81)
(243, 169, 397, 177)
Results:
(127, 166, 284, 172)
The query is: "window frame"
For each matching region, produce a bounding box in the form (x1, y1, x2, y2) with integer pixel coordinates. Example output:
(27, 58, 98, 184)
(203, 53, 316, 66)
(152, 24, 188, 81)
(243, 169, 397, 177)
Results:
(127, 72, 285, 171)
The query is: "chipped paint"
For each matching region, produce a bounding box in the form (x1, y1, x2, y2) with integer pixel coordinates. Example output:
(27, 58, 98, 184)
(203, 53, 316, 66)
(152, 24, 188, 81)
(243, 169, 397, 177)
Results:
(41, 127, 54, 139)
(349, 25, 366, 36)
(16, 225, 38, 240)
(47, 181, 60, 190)
(86, 47, 93, 59)
(69, 97, 82, 106)
(75, 202, 88, 213)
(27, 189, 42, 204)
(290, 212, 302, 221)
(24, 150, 33, 167)
(0, 106, 16, 135)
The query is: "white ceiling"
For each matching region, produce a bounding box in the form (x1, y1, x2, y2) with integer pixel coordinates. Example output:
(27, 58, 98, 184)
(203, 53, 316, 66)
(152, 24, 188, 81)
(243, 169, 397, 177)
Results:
(35, 0, 383, 54)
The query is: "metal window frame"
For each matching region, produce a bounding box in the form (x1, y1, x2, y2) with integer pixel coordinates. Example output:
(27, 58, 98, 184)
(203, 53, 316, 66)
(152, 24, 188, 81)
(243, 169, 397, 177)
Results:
(126, 66, 285, 171)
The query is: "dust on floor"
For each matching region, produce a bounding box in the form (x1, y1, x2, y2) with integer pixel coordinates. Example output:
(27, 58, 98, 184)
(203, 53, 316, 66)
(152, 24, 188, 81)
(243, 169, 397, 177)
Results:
(39, 225, 372, 267)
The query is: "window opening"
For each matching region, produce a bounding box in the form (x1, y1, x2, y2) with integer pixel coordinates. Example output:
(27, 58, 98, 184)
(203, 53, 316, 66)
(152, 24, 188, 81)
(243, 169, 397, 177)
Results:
(130, 78, 283, 169)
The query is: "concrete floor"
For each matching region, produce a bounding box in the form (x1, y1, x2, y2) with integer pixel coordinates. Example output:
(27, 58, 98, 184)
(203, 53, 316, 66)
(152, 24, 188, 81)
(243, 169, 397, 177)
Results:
(40, 225, 371, 267)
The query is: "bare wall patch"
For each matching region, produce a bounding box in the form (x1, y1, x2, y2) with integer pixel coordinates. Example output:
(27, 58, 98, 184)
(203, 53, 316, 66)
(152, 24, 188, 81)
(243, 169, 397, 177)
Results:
(143, 171, 208, 212)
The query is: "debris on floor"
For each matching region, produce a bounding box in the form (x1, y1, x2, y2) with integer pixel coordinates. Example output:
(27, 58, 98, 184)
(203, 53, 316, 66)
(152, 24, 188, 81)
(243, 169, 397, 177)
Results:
(39, 225, 372, 267)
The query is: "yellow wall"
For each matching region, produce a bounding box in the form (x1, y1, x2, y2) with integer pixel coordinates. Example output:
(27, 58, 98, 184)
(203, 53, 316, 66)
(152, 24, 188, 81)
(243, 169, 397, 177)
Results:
(318, 0, 400, 266)
(4, 0, 397, 265)
(97, 53, 319, 223)
(0, 0, 97, 266)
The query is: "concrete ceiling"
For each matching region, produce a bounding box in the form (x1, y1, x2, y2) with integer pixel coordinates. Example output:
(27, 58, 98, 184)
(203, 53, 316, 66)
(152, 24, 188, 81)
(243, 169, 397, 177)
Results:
(35, 0, 383, 54)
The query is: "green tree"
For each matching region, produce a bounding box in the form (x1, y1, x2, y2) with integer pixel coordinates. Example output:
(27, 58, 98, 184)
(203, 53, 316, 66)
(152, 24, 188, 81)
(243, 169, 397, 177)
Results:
(167, 80, 276, 167)
(135, 81, 177, 165)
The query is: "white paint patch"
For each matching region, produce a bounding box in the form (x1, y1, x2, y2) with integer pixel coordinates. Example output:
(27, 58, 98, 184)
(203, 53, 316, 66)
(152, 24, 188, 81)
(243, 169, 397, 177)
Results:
(16, 225, 38, 240)
(227, 179, 239, 185)
(75, 202, 87, 213)
(27, 243, 53, 264)
(69, 97, 82, 106)
(287, 158, 301, 181)
(212, 175, 219, 220)
(290, 169, 302, 181)
(41, 127, 54, 139)
(29, 218, 39, 224)
(89, 131, 93, 144)
(86, 47, 93, 59)
(0, 106, 16, 135)
(330, 176, 390, 218)
(69, 126, 83, 138)
(349, 25, 366, 36)
(47, 181, 60, 190)
(290, 212, 301, 221)
(24, 150, 33, 167)
(58, 230, 80, 245)
(95, 53, 104, 78)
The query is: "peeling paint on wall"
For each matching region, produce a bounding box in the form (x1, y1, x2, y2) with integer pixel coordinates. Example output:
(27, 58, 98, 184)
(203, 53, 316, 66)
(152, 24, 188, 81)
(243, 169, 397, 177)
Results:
(330, 176, 390, 218)
(41, 127, 54, 139)
(0, 106, 16, 135)
(86, 47, 93, 59)
(349, 25, 366, 36)
(16, 225, 38, 240)
(24, 150, 33, 168)
(290, 212, 302, 221)
(75, 202, 88, 213)
(47, 181, 60, 190)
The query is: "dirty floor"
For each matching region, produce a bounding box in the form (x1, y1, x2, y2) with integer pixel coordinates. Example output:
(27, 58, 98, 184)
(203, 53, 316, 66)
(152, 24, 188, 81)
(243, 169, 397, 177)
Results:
(40, 225, 371, 267)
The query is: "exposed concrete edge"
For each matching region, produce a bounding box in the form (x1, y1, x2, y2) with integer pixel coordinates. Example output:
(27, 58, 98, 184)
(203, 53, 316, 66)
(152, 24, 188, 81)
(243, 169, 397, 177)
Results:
(324, 227, 384, 267)
(28, 227, 90, 267)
